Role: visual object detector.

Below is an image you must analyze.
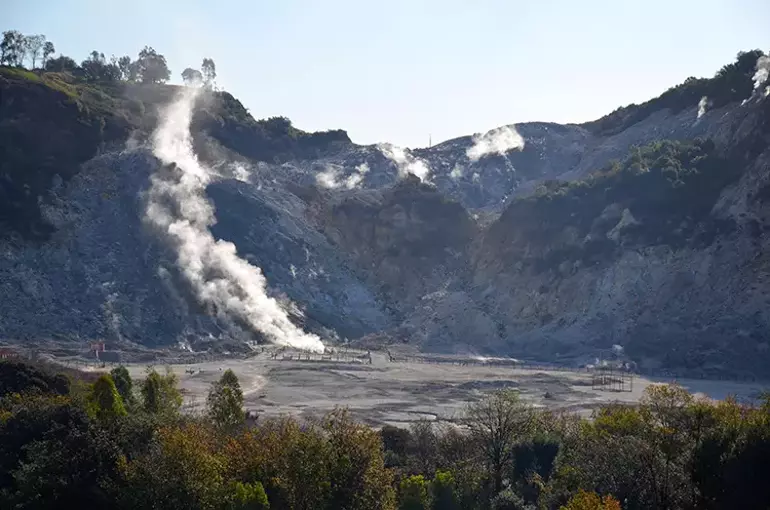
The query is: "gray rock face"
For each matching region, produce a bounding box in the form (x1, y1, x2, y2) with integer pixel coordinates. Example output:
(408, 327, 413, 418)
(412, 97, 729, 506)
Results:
(470, 99, 770, 375)
(0, 88, 768, 376)
(0, 147, 393, 349)
(250, 102, 749, 239)
(0, 151, 185, 347)
(205, 179, 393, 339)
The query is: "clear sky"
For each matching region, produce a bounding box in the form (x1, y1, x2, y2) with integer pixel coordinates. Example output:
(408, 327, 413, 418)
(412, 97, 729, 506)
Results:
(3, 0, 769, 147)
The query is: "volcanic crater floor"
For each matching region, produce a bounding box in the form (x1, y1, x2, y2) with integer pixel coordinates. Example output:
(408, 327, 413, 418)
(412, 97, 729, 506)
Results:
(68, 350, 770, 427)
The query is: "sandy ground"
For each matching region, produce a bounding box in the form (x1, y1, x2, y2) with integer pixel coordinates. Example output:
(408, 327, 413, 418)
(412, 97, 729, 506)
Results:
(66, 351, 768, 427)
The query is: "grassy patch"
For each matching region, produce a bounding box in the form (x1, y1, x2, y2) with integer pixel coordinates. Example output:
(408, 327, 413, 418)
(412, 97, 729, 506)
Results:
(43, 73, 79, 100)
(0, 67, 80, 100)
(0, 66, 42, 83)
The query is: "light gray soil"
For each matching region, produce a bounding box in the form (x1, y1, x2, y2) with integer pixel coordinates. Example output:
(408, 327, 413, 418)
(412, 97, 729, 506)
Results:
(60, 350, 766, 427)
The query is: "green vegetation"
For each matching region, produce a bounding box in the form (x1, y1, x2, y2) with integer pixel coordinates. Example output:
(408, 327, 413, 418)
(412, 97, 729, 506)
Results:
(0, 28, 350, 240)
(182, 67, 204, 85)
(399, 474, 430, 510)
(1, 31, 54, 68)
(585, 50, 765, 135)
(0, 359, 70, 396)
(0, 64, 133, 239)
(140, 368, 183, 416)
(111, 365, 136, 408)
(2, 359, 769, 509)
(207, 369, 245, 430)
(88, 374, 128, 423)
(559, 491, 621, 510)
(431, 470, 460, 510)
(201, 93, 351, 163)
(492, 138, 742, 273)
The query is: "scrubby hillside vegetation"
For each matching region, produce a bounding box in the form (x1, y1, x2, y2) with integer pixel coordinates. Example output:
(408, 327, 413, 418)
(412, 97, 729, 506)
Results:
(1, 359, 769, 509)
(0, 30, 349, 241)
(584, 50, 765, 136)
(472, 78, 770, 376)
(1, 26, 769, 378)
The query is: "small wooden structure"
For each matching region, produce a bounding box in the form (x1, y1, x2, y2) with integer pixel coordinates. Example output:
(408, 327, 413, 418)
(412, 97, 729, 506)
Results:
(591, 365, 634, 392)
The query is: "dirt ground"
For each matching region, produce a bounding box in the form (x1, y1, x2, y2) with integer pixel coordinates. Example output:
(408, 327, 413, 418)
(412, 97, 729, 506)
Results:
(66, 350, 767, 427)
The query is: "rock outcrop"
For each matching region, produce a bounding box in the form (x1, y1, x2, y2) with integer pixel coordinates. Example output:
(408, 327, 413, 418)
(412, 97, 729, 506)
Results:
(1, 51, 768, 376)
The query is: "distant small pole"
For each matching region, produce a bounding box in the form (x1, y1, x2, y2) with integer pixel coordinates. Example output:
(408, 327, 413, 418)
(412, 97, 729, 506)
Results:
(429, 134, 432, 147)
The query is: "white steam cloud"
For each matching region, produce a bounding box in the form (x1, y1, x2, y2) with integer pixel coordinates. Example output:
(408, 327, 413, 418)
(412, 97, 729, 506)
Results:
(146, 87, 324, 352)
(344, 162, 369, 189)
(231, 162, 251, 182)
(378, 144, 431, 182)
(466, 125, 525, 162)
(449, 163, 464, 180)
(697, 96, 708, 119)
(753, 54, 770, 94)
(315, 162, 370, 190)
(315, 165, 342, 189)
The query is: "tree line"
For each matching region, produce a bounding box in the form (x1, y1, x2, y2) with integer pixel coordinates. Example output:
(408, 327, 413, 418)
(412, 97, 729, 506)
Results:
(0, 358, 769, 509)
(1, 29, 216, 86)
(0, 31, 54, 68)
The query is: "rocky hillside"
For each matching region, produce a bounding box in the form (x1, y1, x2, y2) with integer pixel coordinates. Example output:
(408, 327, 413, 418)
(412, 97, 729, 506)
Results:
(0, 50, 768, 377)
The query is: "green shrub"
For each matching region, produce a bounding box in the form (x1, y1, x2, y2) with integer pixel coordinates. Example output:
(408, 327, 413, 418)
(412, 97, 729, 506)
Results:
(399, 474, 429, 510)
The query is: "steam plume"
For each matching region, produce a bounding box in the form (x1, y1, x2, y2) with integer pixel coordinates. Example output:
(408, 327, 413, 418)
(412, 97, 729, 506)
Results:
(316, 162, 369, 189)
(449, 163, 464, 180)
(697, 96, 708, 119)
(379, 144, 431, 182)
(753, 54, 770, 94)
(344, 162, 370, 189)
(466, 125, 525, 162)
(316, 165, 342, 189)
(146, 87, 324, 352)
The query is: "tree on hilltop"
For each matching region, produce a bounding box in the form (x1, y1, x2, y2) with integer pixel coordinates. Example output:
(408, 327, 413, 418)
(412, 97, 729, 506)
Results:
(136, 46, 170, 84)
(81, 50, 120, 81)
(42, 41, 55, 68)
(24, 35, 46, 68)
(201, 57, 216, 84)
(182, 67, 203, 86)
(45, 54, 77, 72)
(0, 31, 24, 66)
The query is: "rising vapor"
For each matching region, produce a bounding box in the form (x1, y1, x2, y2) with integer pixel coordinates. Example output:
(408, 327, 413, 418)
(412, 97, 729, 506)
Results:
(753, 54, 770, 94)
(316, 162, 370, 189)
(315, 165, 342, 189)
(379, 144, 431, 182)
(697, 96, 708, 119)
(146, 87, 324, 352)
(466, 125, 525, 162)
(344, 162, 370, 189)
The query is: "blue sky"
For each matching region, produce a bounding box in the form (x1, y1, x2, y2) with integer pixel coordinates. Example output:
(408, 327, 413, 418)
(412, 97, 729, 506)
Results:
(4, 0, 769, 147)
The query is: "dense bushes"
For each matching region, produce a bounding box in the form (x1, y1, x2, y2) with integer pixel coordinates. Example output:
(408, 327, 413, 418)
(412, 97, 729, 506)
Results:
(489, 138, 741, 274)
(1, 359, 769, 508)
(197, 92, 350, 164)
(585, 50, 765, 135)
(0, 360, 70, 396)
